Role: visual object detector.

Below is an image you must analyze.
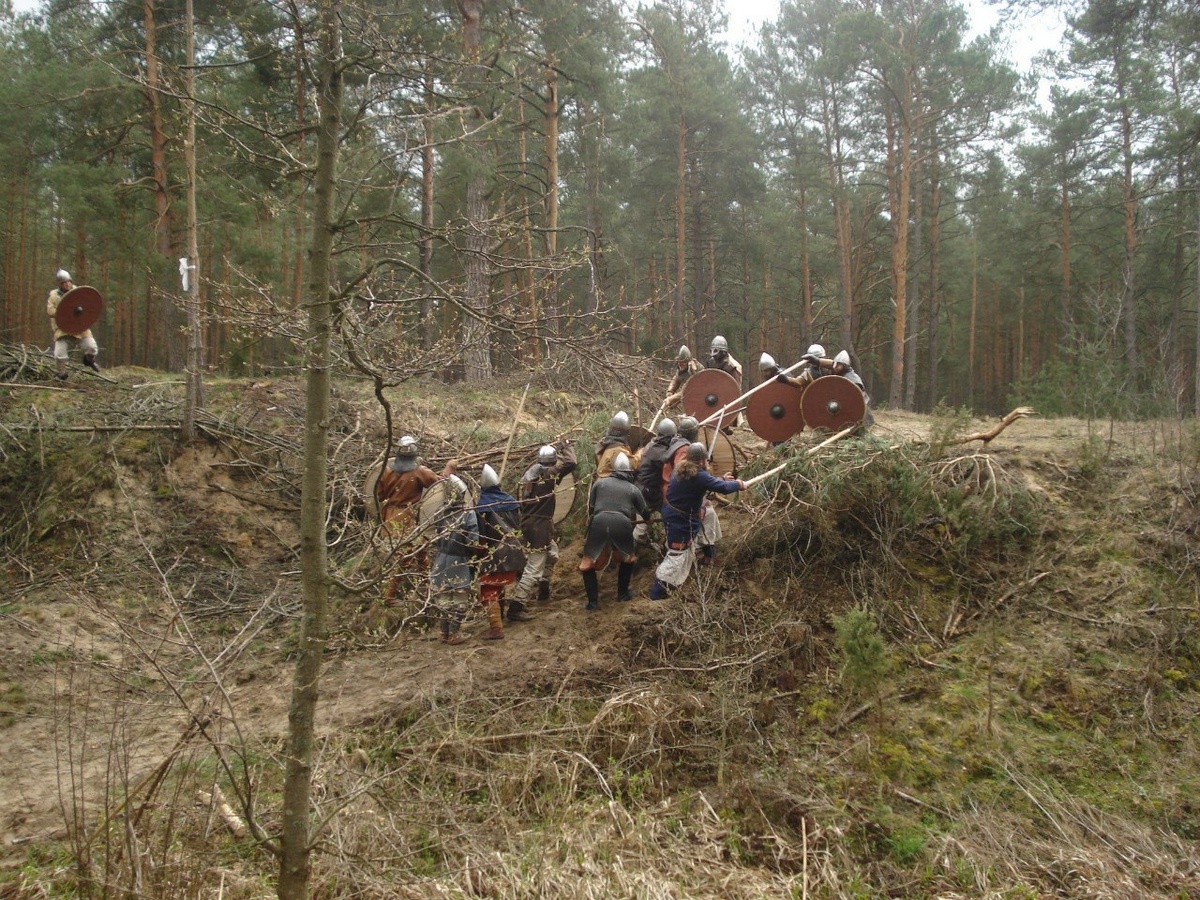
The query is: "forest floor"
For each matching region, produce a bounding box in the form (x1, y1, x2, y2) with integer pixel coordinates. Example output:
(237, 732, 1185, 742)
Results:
(1, 356, 1199, 898)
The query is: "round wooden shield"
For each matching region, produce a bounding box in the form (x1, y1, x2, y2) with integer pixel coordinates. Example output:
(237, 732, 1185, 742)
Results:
(801, 375, 866, 432)
(55, 286, 104, 334)
(553, 472, 577, 524)
(682, 368, 741, 422)
(416, 480, 451, 526)
(699, 426, 738, 477)
(628, 424, 653, 452)
(745, 381, 805, 443)
(363, 456, 386, 519)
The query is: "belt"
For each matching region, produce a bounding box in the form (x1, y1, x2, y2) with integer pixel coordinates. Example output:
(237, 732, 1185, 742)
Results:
(668, 541, 690, 550)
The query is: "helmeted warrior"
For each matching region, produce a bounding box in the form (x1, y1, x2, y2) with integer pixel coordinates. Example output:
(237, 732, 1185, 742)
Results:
(759, 351, 783, 382)
(46, 269, 100, 379)
(594, 410, 633, 478)
(474, 464, 527, 640)
(579, 452, 648, 609)
(661, 414, 700, 494)
(706, 336, 744, 430)
(664, 345, 702, 409)
(509, 441, 577, 619)
(430, 475, 479, 645)
(649, 442, 745, 601)
(706, 335, 743, 384)
(375, 435, 441, 604)
(778, 343, 828, 388)
(831, 349, 874, 430)
(634, 418, 677, 544)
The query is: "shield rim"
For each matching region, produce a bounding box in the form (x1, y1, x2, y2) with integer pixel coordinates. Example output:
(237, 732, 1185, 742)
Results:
(55, 286, 104, 333)
(552, 471, 577, 525)
(681, 368, 741, 421)
(745, 380, 806, 442)
(800, 375, 866, 431)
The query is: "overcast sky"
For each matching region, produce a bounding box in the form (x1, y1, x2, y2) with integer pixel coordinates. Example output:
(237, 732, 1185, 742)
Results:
(8, 0, 1060, 75)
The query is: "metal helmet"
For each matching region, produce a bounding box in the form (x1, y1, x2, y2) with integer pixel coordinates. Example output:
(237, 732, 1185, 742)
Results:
(656, 418, 677, 439)
(612, 452, 632, 473)
(711, 335, 729, 354)
(610, 410, 630, 432)
(686, 441, 708, 463)
(677, 344, 692, 362)
(806, 343, 825, 359)
(677, 416, 699, 441)
(537, 444, 558, 465)
(834, 350, 851, 367)
(55, 269, 71, 283)
(480, 464, 500, 489)
(396, 435, 418, 456)
(448, 474, 468, 498)
(759, 352, 777, 372)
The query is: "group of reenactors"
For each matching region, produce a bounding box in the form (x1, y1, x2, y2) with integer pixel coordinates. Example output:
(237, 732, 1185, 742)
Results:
(377, 334, 872, 647)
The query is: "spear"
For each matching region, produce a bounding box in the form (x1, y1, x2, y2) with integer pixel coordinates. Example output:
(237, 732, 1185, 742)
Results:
(741, 424, 857, 488)
(498, 381, 531, 481)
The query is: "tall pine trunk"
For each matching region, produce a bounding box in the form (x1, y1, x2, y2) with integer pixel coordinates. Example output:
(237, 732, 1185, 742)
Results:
(278, 2, 341, 896)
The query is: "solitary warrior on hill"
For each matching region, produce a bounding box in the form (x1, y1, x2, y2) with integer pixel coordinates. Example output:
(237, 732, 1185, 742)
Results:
(46, 269, 100, 379)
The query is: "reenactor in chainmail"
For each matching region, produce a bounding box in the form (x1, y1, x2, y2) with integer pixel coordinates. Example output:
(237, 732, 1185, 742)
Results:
(509, 441, 577, 619)
(664, 345, 702, 411)
(578, 452, 647, 610)
(594, 411, 634, 478)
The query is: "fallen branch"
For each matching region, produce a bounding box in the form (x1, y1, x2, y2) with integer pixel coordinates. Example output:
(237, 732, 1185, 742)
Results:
(199, 785, 249, 839)
(954, 406, 1036, 444)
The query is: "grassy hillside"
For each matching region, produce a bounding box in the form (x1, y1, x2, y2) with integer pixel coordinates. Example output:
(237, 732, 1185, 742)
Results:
(1, 357, 1198, 899)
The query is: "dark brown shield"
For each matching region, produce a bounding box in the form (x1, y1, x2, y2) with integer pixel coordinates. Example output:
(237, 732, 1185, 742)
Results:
(627, 425, 653, 452)
(699, 426, 738, 477)
(682, 368, 741, 421)
(552, 472, 577, 524)
(801, 376, 866, 432)
(55, 286, 104, 334)
(745, 381, 805, 443)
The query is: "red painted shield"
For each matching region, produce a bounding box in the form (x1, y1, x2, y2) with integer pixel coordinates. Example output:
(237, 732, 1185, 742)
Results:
(801, 376, 866, 431)
(55, 286, 104, 334)
(745, 381, 805, 442)
(682, 368, 741, 421)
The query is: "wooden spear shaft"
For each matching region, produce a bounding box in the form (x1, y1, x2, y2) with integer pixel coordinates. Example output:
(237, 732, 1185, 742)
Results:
(498, 382, 531, 481)
(741, 424, 858, 488)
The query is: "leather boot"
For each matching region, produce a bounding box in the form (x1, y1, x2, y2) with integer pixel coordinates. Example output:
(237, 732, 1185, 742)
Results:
(482, 601, 504, 640)
(83, 353, 100, 373)
(55, 358, 68, 381)
(506, 599, 534, 622)
(583, 570, 599, 611)
(617, 562, 634, 602)
(538, 580, 551, 603)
